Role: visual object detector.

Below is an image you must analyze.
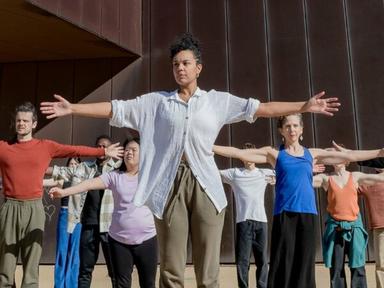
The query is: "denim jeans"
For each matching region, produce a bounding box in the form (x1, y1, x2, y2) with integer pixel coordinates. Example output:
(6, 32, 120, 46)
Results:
(330, 230, 367, 288)
(54, 208, 82, 288)
(236, 220, 268, 288)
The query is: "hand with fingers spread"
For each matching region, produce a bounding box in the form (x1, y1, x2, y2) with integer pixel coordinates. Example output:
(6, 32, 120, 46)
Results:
(49, 187, 67, 199)
(105, 142, 124, 159)
(40, 94, 72, 119)
(302, 91, 340, 116)
(313, 163, 326, 174)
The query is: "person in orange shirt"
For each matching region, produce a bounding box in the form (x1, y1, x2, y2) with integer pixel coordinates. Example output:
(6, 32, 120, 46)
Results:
(314, 157, 384, 288)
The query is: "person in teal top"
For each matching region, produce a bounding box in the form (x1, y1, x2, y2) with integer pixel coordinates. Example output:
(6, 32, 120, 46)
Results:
(214, 113, 384, 288)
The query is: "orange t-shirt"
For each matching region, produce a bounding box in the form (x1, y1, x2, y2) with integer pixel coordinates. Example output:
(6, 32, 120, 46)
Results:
(327, 173, 359, 221)
(0, 139, 104, 199)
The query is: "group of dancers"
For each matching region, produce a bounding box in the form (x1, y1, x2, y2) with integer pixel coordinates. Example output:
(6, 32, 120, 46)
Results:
(0, 32, 383, 288)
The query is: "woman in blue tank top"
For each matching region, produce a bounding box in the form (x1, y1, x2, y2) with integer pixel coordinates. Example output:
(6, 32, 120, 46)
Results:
(214, 113, 384, 288)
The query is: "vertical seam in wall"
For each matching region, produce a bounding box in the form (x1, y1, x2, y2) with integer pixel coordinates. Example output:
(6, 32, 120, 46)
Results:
(186, 0, 190, 32)
(148, 0, 152, 91)
(80, 0, 83, 30)
(109, 59, 112, 137)
(224, 0, 235, 261)
(118, 0, 121, 47)
(343, 0, 360, 150)
(263, 0, 273, 146)
(71, 61, 76, 144)
(34, 63, 39, 113)
(224, 0, 232, 157)
(302, 0, 316, 147)
(101, 0, 104, 37)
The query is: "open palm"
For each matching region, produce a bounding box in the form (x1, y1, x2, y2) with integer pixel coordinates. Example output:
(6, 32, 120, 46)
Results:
(303, 91, 340, 116)
(40, 94, 72, 119)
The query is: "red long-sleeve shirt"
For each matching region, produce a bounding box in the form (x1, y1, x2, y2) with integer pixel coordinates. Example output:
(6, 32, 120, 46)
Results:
(0, 138, 105, 199)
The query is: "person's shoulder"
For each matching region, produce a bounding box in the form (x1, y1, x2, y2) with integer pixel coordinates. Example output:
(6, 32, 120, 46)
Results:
(147, 91, 174, 99)
(206, 89, 228, 97)
(35, 138, 57, 146)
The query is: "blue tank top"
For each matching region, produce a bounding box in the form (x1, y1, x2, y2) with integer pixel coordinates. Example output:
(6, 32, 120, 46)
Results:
(274, 145, 317, 215)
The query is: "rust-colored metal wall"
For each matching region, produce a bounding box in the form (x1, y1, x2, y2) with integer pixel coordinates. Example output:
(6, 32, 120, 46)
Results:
(0, 0, 383, 264)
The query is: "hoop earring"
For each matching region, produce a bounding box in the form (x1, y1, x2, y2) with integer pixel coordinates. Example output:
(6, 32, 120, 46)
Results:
(300, 135, 303, 141)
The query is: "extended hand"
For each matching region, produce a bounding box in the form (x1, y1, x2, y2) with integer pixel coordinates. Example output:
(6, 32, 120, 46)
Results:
(48, 187, 65, 199)
(303, 91, 340, 116)
(40, 94, 72, 119)
(105, 142, 124, 159)
(332, 141, 349, 152)
(313, 163, 325, 174)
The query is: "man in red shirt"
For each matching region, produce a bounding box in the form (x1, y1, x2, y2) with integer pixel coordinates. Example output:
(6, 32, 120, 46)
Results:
(0, 102, 123, 288)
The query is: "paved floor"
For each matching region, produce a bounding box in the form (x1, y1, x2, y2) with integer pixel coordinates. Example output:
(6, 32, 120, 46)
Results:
(15, 263, 376, 287)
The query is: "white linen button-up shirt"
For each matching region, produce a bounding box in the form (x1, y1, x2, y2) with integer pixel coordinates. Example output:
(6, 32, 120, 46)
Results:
(110, 88, 260, 219)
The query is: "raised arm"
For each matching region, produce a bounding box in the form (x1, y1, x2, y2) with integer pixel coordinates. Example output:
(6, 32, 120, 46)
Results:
(310, 148, 384, 165)
(40, 94, 112, 119)
(255, 91, 340, 118)
(353, 171, 384, 186)
(213, 145, 276, 166)
(49, 177, 106, 199)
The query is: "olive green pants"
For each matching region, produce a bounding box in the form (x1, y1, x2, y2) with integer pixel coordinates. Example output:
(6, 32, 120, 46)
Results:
(155, 161, 226, 288)
(0, 199, 45, 288)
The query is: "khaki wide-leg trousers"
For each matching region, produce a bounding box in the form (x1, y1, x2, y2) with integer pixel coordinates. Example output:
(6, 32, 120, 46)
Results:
(155, 161, 225, 288)
(0, 199, 45, 288)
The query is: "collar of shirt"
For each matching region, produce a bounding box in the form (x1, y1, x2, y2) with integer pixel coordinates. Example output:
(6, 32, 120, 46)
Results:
(169, 87, 203, 103)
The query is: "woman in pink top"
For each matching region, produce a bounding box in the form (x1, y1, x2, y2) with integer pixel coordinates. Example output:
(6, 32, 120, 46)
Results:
(49, 137, 157, 288)
(314, 151, 384, 288)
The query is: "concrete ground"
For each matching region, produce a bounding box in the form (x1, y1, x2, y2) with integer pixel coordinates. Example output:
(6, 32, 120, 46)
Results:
(15, 263, 376, 287)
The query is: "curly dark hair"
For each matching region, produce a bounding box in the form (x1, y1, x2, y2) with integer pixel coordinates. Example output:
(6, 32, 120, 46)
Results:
(170, 33, 202, 64)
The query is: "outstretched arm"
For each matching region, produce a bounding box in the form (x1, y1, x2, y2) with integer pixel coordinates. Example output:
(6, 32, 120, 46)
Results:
(40, 94, 112, 119)
(213, 145, 276, 166)
(311, 148, 384, 165)
(354, 171, 384, 186)
(255, 91, 340, 118)
(49, 177, 106, 199)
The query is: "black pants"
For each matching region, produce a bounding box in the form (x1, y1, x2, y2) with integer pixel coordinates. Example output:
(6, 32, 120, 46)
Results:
(78, 225, 115, 288)
(236, 220, 268, 288)
(268, 212, 317, 288)
(330, 230, 367, 288)
(109, 235, 158, 288)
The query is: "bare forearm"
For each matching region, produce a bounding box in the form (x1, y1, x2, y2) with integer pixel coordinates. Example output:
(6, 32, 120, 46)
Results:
(255, 101, 306, 118)
(347, 150, 382, 162)
(213, 145, 241, 159)
(70, 102, 112, 118)
(63, 178, 106, 197)
(315, 149, 383, 165)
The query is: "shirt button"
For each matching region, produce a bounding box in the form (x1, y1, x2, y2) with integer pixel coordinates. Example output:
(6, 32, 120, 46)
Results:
(186, 116, 189, 119)
(183, 132, 186, 135)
